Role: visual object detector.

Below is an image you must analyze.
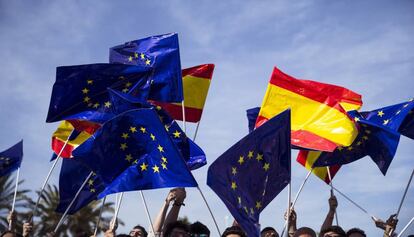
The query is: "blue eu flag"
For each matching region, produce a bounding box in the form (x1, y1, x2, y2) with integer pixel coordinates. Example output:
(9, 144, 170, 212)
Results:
(313, 110, 400, 175)
(107, 89, 206, 170)
(207, 110, 291, 237)
(46, 63, 153, 123)
(72, 108, 198, 197)
(109, 33, 183, 103)
(56, 158, 105, 214)
(0, 140, 23, 177)
(246, 107, 260, 133)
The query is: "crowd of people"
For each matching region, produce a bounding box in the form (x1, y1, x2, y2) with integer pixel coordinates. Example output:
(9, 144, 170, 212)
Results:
(1, 188, 408, 237)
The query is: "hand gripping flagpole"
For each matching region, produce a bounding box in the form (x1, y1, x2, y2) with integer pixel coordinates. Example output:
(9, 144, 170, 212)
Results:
(54, 171, 93, 233)
(197, 186, 221, 236)
(397, 216, 414, 237)
(280, 168, 313, 236)
(93, 196, 106, 236)
(395, 168, 414, 219)
(140, 191, 155, 235)
(9, 167, 21, 230)
(32, 129, 74, 221)
(326, 167, 339, 226)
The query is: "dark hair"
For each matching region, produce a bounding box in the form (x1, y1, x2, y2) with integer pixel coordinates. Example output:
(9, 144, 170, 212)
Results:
(74, 229, 91, 237)
(0, 232, 22, 237)
(132, 225, 148, 237)
(346, 228, 366, 237)
(221, 226, 246, 237)
(320, 226, 346, 237)
(293, 227, 316, 237)
(190, 221, 210, 236)
(261, 227, 279, 237)
(117, 235, 130, 237)
(164, 221, 190, 237)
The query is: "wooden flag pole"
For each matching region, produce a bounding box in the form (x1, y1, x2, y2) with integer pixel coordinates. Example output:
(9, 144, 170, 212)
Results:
(111, 192, 124, 230)
(93, 196, 106, 236)
(140, 191, 155, 235)
(9, 167, 21, 230)
(280, 169, 313, 236)
(326, 167, 339, 226)
(32, 129, 74, 221)
(197, 186, 221, 236)
(181, 101, 186, 133)
(396, 168, 414, 218)
(54, 171, 93, 233)
(397, 216, 414, 237)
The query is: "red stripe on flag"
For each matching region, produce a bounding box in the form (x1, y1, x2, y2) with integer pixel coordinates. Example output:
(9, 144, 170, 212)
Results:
(182, 64, 215, 79)
(269, 67, 347, 112)
(51, 137, 75, 158)
(155, 102, 203, 123)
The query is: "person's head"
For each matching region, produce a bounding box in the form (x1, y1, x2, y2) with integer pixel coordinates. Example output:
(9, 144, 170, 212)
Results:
(130, 225, 148, 237)
(221, 226, 246, 237)
(190, 221, 210, 237)
(118, 235, 131, 237)
(164, 221, 191, 237)
(293, 227, 316, 237)
(74, 229, 91, 237)
(346, 228, 366, 237)
(320, 226, 346, 237)
(0, 232, 22, 237)
(261, 227, 279, 237)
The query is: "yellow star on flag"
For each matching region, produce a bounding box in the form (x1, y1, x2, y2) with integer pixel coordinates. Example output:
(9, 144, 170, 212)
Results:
(231, 167, 237, 175)
(354, 117, 360, 122)
(140, 127, 147, 133)
(161, 163, 167, 169)
(238, 156, 245, 165)
(104, 101, 111, 108)
(145, 59, 151, 65)
(247, 151, 254, 159)
(128, 56, 133, 62)
(140, 163, 148, 171)
(129, 126, 137, 133)
(82, 88, 89, 94)
(256, 201, 262, 209)
(88, 179, 94, 186)
(157, 145, 164, 152)
(125, 154, 133, 162)
(152, 165, 160, 173)
(83, 97, 91, 103)
(90, 188, 96, 193)
(256, 153, 263, 161)
(383, 119, 389, 125)
(134, 52, 138, 58)
(93, 103, 100, 108)
(347, 146, 353, 151)
(377, 110, 385, 117)
(87, 80, 93, 85)
(121, 133, 129, 139)
(120, 143, 128, 150)
(150, 134, 156, 141)
(263, 163, 270, 171)
(173, 130, 181, 138)
(161, 156, 168, 163)
(140, 53, 145, 59)
(231, 182, 237, 190)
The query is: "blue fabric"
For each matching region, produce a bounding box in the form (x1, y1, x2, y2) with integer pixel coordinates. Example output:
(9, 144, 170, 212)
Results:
(207, 110, 291, 237)
(0, 140, 23, 177)
(56, 158, 105, 214)
(46, 63, 152, 123)
(246, 107, 260, 133)
(109, 33, 183, 103)
(72, 108, 197, 198)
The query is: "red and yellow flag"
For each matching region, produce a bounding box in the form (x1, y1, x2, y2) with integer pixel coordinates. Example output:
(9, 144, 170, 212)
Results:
(153, 64, 215, 123)
(51, 120, 99, 158)
(256, 67, 361, 152)
(297, 150, 340, 184)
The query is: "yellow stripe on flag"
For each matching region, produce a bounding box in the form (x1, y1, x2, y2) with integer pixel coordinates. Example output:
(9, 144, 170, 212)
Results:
(259, 84, 357, 147)
(53, 121, 92, 147)
(172, 75, 211, 109)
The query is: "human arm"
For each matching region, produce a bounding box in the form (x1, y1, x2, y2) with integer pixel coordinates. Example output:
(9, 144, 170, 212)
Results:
(320, 194, 337, 234)
(152, 189, 176, 234)
(163, 188, 186, 232)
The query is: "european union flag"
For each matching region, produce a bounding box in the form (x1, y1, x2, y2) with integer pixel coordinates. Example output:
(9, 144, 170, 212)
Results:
(207, 110, 291, 237)
(46, 63, 153, 123)
(109, 33, 183, 103)
(56, 158, 105, 214)
(0, 140, 23, 177)
(361, 99, 414, 139)
(72, 108, 198, 197)
(107, 89, 206, 170)
(246, 107, 260, 133)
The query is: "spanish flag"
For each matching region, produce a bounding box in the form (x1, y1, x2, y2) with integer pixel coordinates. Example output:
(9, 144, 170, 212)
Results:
(297, 150, 340, 184)
(256, 67, 360, 152)
(51, 120, 99, 158)
(153, 64, 215, 123)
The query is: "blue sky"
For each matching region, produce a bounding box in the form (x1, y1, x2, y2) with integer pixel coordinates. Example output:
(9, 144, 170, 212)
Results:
(1, 0, 413, 236)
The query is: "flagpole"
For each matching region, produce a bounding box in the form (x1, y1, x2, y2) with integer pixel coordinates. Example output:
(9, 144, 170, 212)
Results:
(54, 171, 93, 233)
(197, 186, 221, 236)
(32, 129, 74, 220)
(397, 216, 414, 237)
(326, 167, 339, 226)
(139, 191, 155, 235)
(111, 192, 124, 230)
(9, 167, 20, 230)
(192, 122, 201, 141)
(93, 196, 106, 236)
(181, 101, 186, 133)
(395, 168, 414, 219)
(280, 169, 313, 237)
(331, 185, 376, 219)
